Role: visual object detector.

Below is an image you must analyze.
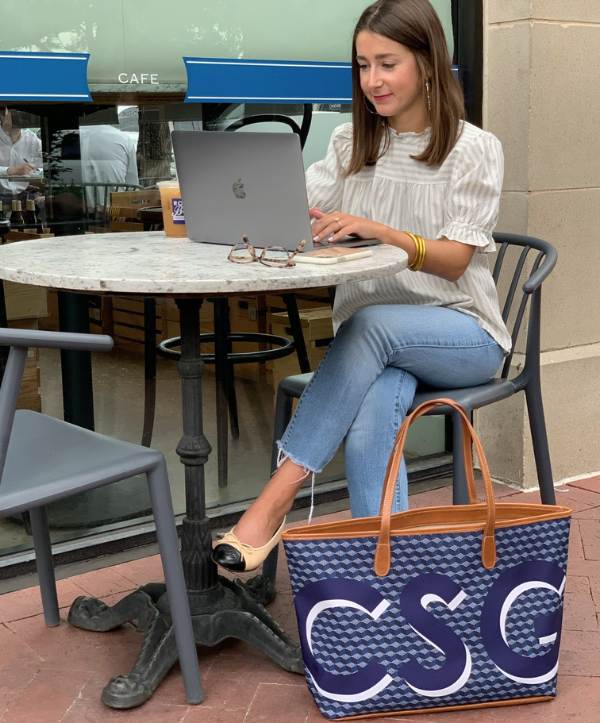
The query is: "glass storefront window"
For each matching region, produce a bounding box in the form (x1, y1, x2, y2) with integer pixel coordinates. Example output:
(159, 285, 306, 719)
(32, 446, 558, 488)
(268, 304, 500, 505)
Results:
(0, 100, 449, 568)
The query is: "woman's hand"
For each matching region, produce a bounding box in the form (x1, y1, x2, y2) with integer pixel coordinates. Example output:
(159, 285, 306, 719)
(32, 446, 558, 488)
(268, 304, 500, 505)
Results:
(310, 207, 386, 244)
(309, 208, 476, 281)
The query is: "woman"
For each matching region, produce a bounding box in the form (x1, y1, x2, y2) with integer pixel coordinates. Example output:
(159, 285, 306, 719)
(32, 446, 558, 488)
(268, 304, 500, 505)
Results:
(213, 0, 511, 572)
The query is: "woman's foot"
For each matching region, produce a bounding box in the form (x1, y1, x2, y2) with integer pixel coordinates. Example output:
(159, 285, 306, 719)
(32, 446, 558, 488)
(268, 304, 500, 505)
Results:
(211, 458, 310, 572)
(211, 517, 287, 572)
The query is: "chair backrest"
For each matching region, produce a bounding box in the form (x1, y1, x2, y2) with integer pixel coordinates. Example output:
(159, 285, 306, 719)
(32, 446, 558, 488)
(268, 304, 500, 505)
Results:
(225, 104, 313, 150)
(0, 328, 113, 484)
(0, 345, 27, 482)
(490, 232, 557, 380)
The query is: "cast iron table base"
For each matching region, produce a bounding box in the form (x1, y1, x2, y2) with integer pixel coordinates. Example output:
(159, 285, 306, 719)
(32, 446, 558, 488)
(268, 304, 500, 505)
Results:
(68, 575, 302, 708)
(67, 298, 303, 709)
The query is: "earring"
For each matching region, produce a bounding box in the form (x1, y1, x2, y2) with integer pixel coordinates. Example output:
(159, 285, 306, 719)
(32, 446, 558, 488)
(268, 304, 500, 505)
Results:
(363, 96, 378, 115)
(425, 80, 432, 114)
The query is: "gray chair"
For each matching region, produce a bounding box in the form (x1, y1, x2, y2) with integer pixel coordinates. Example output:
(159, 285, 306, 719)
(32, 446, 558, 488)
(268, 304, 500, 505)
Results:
(263, 232, 557, 582)
(0, 327, 202, 705)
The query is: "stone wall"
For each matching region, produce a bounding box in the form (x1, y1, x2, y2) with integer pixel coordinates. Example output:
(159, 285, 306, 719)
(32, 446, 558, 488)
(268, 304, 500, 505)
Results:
(478, 1, 600, 487)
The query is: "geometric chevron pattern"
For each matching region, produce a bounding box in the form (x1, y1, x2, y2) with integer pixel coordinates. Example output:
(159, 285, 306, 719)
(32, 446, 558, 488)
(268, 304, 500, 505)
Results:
(284, 517, 571, 719)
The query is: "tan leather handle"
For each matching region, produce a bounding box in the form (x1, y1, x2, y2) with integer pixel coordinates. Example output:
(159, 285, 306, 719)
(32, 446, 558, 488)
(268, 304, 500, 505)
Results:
(374, 398, 497, 576)
(376, 406, 478, 518)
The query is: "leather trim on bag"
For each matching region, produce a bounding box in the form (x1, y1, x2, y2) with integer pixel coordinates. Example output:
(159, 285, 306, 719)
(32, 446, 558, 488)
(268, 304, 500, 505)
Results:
(282, 503, 572, 541)
(282, 398, 571, 577)
(334, 695, 554, 720)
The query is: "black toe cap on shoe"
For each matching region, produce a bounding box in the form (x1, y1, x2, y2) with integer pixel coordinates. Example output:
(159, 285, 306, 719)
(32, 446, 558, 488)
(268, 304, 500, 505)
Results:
(211, 544, 247, 572)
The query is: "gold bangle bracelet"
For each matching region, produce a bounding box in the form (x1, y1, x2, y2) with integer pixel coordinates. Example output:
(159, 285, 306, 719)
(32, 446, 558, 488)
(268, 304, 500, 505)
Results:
(413, 233, 426, 272)
(405, 231, 419, 269)
(405, 231, 426, 272)
(416, 234, 426, 271)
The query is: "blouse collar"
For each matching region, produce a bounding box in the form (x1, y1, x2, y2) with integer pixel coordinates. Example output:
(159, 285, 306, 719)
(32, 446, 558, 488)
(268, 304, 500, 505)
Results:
(388, 125, 432, 140)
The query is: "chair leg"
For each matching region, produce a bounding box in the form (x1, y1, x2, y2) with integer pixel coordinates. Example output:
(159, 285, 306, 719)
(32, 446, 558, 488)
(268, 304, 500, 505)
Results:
(214, 298, 230, 488)
(525, 381, 556, 505)
(262, 545, 279, 588)
(223, 300, 240, 439)
(282, 294, 311, 373)
(29, 506, 60, 627)
(147, 461, 203, 705)
(142, 297, 157, 448)
(452, 410, 470, 505)
(226, 362, 240, 439)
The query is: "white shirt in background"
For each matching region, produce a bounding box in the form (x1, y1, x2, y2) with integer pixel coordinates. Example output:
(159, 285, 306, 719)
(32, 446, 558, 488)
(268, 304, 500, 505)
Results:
(79, 125, 139, 210)
(0, 127, 43, 193)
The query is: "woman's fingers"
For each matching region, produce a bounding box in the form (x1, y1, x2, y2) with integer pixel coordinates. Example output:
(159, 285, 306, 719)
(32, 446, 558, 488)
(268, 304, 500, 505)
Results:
(328, 223, 359, 244)
(313, 213, 345, 242)
(315, 222, 342, 243)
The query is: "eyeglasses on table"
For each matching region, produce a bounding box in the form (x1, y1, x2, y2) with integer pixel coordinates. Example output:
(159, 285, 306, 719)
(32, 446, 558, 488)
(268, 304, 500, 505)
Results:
(227, 235, 306, 267)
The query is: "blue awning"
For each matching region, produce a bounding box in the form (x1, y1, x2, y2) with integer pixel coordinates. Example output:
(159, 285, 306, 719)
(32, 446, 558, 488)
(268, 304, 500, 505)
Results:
(0, 50, 91, 102)
(183, 57, 352, 104)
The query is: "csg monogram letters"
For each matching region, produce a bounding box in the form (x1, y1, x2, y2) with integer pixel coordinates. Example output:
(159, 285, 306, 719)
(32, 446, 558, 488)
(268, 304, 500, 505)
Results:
(294, 561, 565, 704)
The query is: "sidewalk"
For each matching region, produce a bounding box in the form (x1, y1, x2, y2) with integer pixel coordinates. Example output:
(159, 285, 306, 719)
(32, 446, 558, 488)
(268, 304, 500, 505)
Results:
(0, 477, 599, 722)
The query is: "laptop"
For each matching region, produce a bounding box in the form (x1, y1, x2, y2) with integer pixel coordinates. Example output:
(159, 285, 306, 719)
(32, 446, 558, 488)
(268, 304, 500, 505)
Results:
(171, 130, 380, 252)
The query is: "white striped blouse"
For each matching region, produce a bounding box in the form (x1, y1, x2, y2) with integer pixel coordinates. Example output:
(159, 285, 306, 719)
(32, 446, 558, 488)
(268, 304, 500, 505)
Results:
(305, 120, 512, 353)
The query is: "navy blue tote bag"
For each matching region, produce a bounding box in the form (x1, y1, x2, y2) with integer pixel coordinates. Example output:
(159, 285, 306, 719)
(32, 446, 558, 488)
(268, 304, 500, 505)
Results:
(283, 399, 571, 720)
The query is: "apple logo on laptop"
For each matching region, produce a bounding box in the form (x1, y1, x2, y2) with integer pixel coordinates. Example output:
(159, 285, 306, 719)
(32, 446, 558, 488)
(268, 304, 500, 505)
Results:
(232, 178, 246, 199)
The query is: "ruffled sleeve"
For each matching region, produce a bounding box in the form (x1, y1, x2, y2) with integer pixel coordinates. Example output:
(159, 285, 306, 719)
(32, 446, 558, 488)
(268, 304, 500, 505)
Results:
(305, 123, 353, 212)
(438, 131, 504, 252)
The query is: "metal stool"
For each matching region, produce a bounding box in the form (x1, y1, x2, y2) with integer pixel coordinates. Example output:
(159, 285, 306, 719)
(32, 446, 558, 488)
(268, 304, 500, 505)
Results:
(145, 106, 317, 488)
(157, 295, 311, 487)
(133, 208, 312, 486)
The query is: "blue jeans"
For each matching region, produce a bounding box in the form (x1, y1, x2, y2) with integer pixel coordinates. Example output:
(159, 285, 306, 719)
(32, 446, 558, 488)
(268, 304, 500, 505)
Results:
(278, 305, 504, 518)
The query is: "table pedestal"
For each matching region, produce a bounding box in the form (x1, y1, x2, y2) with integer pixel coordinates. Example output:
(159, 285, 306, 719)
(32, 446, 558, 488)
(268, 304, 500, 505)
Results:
(67, 298, 302, 709)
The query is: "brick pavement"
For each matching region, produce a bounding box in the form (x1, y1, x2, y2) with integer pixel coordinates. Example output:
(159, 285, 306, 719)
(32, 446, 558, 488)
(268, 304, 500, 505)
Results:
(0, 477, 599, 722)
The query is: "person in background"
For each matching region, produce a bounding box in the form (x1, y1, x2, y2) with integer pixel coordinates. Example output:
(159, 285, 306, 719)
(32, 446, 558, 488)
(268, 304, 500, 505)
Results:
(0, 107, 43, 201)
(212, 0, 510, 573)
(79, 124, 139, 215)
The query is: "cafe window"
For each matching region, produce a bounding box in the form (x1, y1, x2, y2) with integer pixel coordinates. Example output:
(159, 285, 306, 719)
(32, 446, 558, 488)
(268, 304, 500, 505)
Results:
(0, 99, 452, 572)
(0, 0, 463, 576)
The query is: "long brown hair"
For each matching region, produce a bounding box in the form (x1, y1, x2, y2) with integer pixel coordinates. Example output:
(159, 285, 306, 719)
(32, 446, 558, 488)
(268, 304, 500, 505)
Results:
(346, 0, 464, 175)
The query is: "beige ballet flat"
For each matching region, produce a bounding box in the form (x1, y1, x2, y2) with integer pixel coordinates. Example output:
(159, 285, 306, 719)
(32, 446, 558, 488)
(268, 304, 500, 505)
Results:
(211, 517, 286, 572)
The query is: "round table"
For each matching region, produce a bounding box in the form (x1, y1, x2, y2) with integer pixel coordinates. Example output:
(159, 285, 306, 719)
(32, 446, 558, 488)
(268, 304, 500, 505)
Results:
(0, 231, 407, 293)
(0, 232, 408, 707)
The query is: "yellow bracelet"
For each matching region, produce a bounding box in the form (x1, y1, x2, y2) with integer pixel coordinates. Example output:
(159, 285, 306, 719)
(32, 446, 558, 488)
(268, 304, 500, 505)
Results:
(416, 234, 426, 271)
(404, 231, 418, 268)
(405, 231, 420, 269)
(405, 231, 426, 271)
(413, 234, 425, 272)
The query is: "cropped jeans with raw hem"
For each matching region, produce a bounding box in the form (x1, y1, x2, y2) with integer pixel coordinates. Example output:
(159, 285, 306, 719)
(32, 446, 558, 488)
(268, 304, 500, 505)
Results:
(277, 304, 504, 518)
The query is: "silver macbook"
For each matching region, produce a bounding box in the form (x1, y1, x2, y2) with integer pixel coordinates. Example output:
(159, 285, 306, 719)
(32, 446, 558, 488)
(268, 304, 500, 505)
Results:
(171, 130, 379, 251)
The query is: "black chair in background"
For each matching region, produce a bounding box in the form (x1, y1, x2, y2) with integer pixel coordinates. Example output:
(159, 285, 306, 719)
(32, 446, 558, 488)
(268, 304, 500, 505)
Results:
(263, 232, 558, 584)
(145, 105, 315, 488)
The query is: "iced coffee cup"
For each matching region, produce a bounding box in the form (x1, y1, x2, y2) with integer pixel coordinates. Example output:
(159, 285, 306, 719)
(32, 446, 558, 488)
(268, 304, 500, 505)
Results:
(157, 180, 187, 238)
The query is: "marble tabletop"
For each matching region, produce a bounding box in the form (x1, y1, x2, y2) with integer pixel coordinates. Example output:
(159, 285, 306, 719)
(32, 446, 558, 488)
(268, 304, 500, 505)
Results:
(0, 232, 408, 295)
